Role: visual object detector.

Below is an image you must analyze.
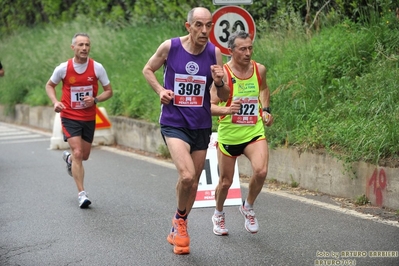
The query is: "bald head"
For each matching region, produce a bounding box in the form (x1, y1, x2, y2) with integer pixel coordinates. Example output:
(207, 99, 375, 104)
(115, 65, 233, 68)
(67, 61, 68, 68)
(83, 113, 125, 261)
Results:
(187, 7, 212, 24)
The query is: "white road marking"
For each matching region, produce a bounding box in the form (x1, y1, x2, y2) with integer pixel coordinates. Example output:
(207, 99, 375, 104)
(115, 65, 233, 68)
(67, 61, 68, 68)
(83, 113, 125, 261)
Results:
(0, 123, 50, 145)
(0, 134, 43, 140)
(0, 138, 50, 145)
(100, 145, 399, 228)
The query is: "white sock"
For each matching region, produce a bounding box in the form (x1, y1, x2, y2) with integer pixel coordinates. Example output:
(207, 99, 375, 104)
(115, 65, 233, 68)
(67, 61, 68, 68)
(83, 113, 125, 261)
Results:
(67, 155, 72, 164)
(214, 209, 224, 216)
(244, 200, 253, 210)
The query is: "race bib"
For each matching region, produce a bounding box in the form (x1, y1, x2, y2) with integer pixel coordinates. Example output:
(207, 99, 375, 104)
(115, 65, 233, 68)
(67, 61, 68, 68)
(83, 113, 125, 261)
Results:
(231, 96, 258, 125)
(173, 74, 206, 107)
(70, 85, 93, 109)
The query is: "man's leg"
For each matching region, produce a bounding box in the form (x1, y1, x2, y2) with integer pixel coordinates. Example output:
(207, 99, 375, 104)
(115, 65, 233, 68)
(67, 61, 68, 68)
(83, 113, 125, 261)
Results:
(166, 137, 197, 213)
(185, 149, 207, 215)
(68, 136, 86, 192)
(164, 136, 194, 254)
(244, 139, 268, 205)
(215, 148, 236, 212)
(212, 148, 236, 235)
(239, 139, 268, 233)
(67, 136, 92, 208)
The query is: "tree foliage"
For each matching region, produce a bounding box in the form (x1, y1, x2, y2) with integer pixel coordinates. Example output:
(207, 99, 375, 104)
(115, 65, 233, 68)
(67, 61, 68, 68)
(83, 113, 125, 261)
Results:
(1, 1, 398, 165)
(0, 0, 397, 36)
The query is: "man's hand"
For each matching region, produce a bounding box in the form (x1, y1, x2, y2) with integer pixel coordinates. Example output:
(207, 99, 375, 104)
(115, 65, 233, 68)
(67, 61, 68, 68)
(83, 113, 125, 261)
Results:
(54, 101, 65, 113)
(83, 95, 96, 107)
(211, 65, 224, 85)
(230, 99, 242, 114)
(262, 111, 273, 126)
(159, 89, 174, 105)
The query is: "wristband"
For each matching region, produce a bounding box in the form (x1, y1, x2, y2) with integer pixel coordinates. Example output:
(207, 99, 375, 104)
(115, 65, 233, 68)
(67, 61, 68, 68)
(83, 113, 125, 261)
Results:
(94, 97, 99, 104)
(215, 80, 224, 88)
(262, 107, 271, 113)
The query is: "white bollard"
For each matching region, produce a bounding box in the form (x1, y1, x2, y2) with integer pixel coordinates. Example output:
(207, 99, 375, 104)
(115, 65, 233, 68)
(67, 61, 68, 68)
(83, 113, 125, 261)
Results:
(49, 112, 70, 150)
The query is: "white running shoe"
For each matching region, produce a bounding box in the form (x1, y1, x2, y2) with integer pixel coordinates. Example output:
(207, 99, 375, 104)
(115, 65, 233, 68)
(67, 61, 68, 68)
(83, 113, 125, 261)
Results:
(212, 213, 229, 236)
(239, 205, 259, 233)
(78, 191, 91, 208)
(62, 151, 72, 177)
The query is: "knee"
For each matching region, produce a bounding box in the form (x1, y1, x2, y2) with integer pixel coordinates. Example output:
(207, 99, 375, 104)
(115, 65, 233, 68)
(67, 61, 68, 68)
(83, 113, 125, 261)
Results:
(81, 150, 91, 161)
(72, 149, 90, 161)
(218, 175, 233, 190)
(72, 150, 83, 161)
(180, 173, 195, 188)
(253, 167, 267, 181)
(191, 181, 198, 191)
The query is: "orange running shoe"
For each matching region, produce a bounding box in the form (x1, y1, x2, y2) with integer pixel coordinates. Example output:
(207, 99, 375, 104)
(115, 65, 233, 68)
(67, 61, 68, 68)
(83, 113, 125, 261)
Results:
(166, 217, 190, 254)
(167, 226, 174, 245)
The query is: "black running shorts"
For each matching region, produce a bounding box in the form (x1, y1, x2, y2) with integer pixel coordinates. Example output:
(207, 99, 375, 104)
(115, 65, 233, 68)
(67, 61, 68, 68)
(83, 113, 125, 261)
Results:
(160, 125, 211, 153)
(61, 117, 96, 143)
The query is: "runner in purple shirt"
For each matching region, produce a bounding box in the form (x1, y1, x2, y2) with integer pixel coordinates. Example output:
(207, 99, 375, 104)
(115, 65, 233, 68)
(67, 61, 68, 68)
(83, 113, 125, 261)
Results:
(142, 7, 230, 255)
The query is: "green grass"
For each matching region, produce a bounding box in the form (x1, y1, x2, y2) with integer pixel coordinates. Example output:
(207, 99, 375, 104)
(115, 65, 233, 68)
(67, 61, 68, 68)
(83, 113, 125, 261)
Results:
(1, 13, 398, 168)
(290, 175, 299, 188)
(355, 194, 370, 206)
(0, 19, 184, 122)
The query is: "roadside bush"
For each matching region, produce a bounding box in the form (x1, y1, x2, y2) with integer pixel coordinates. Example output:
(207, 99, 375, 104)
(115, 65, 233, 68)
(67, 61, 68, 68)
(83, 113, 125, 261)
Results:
(0, 7, 398, 167)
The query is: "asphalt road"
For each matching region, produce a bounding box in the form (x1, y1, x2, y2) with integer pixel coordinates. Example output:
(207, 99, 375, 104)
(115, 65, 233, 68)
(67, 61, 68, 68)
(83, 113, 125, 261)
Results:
(1, 122, 398, 266)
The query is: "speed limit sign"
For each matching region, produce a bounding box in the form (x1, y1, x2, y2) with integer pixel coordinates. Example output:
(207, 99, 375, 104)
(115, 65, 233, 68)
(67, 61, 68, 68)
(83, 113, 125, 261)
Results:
(210, 5, 256, 56)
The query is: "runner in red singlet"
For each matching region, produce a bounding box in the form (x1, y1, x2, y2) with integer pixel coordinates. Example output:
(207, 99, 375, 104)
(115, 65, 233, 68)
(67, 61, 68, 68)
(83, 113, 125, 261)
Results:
(45, 33, 113, 208)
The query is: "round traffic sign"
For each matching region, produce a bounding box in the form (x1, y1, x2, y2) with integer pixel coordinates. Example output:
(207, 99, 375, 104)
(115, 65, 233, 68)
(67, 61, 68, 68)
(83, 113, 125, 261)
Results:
(210, 6, 256, 56)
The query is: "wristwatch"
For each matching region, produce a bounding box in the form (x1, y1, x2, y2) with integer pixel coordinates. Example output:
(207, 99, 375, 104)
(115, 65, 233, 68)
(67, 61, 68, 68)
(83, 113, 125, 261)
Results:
(215, 80, 224, 88)
(262, 107, 271, 113)
(94, 97, 99, 104)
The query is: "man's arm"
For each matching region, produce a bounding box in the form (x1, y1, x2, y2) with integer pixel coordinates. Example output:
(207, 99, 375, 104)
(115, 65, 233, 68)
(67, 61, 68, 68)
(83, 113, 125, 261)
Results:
(210, 47, 230, 102)
(45, 79, 65, 113)
(95, 83, 113, 103)
(142, 40, 174, 105)
(258, 63, 273, 126)
(210, 65, 240, 117)
(92, 63, 113, 103)
(258, 64, 269, 109)
(0, 62, 4, 77)
(45, 80, 59, 105)
(142, 40, 170, 95)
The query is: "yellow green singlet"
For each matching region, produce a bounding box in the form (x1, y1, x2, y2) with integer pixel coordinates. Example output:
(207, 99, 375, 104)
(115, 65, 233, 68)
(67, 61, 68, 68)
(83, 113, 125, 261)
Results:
(217, 60, 266, 145)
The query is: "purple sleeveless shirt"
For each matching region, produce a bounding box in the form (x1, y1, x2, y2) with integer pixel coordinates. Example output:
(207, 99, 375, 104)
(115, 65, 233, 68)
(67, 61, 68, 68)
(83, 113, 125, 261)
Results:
(160, 37, 216, 129)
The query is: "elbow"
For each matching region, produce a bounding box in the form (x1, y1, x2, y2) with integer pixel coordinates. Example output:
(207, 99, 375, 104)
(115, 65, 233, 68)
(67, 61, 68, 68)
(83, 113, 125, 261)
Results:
(219, 93, 230, 103)
(142, 65, 150, 76)
(220, 96, 229, 102)
(210, 105, 218, 116)
(217, 89, 230, 103)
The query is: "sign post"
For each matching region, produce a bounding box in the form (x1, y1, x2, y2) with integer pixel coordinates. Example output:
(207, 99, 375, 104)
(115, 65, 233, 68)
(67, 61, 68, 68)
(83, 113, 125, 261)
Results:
(210, 5, 256, 56)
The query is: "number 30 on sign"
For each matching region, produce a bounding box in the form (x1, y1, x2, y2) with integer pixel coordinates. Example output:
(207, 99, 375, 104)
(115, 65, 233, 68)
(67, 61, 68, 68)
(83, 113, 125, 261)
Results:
(209, 5, 256, 56)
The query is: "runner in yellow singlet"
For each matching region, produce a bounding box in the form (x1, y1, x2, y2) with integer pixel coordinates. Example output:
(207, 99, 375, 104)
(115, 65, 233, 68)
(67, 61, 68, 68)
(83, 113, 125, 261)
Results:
(210, 30, 274, 235)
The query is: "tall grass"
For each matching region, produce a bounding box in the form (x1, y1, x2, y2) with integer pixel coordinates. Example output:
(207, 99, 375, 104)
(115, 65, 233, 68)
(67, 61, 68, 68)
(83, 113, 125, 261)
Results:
(258, 13, 399, 166)
(0, 18, 184, 122)
(0, 11, 398, 166)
